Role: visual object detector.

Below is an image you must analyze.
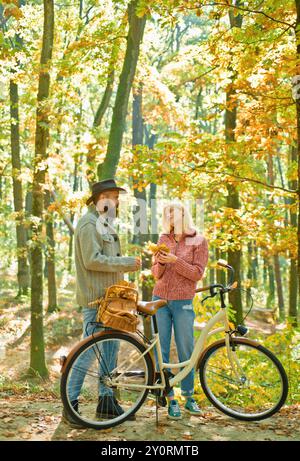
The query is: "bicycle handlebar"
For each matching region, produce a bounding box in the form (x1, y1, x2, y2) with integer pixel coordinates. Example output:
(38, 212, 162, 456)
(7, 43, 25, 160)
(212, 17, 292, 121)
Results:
(196, 285, 212, 293)
(195, 259, 237, 294)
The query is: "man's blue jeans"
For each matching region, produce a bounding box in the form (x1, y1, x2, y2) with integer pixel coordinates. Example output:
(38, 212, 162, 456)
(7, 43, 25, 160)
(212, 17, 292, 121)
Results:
(68, 307, 119, 402)
(151, 295, 196, 398)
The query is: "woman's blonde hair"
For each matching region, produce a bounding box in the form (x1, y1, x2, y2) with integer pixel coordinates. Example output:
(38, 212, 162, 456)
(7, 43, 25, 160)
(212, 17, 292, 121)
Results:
(161, 201, 195, 234)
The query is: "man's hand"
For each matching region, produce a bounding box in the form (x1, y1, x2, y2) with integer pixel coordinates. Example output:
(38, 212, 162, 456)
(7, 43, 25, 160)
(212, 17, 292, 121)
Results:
(134, 256, 142, 271)
(156, 250, 177, 264)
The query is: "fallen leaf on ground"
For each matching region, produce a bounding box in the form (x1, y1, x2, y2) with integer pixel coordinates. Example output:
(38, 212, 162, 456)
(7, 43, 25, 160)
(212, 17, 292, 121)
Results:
(275, 430, 289, 436)
(19, 427, 29, 433)
(3, 431, 15, 437)
(156, 426, 165, 434)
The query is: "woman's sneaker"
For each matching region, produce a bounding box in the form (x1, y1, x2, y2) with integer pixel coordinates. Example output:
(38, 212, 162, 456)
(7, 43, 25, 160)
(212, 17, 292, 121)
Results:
(184, 397, 203, 416)
(168, 399, 182, 420)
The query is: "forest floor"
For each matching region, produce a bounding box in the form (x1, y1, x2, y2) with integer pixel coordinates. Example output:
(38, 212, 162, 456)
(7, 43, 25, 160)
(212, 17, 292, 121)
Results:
(0, 397, 299, 441)
(0, 275, 300, 442)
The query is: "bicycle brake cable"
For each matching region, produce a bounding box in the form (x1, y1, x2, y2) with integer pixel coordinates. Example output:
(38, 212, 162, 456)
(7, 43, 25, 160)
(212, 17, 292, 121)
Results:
(231, 287, 254, 324)
(201, 291, 218, 304)
(201, 286, 254, 325)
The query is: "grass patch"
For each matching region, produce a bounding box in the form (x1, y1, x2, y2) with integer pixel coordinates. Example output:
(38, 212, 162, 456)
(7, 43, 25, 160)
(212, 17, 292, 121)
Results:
(0, 374, 60, 398)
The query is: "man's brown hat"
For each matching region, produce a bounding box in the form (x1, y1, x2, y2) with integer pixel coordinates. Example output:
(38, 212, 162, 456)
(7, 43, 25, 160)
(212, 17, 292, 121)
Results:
(86, 178, 127, 206)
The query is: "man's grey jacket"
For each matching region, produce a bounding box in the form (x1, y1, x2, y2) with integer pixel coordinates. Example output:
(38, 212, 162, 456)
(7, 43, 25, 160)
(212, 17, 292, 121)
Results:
(74, 205, 136, 307)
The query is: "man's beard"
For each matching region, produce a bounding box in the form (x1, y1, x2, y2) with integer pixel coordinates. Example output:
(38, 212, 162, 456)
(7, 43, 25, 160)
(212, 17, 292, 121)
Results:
(103, 204, 119, 220)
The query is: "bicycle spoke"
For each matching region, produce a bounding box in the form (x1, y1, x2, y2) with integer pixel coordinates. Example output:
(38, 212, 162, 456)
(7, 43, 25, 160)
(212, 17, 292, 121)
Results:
(70, 365, 102, 380)
(205, 367, 242, 385)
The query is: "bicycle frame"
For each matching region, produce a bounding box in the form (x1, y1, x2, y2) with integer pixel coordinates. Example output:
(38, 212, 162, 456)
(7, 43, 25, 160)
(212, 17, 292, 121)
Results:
(110, 303, 239, 392)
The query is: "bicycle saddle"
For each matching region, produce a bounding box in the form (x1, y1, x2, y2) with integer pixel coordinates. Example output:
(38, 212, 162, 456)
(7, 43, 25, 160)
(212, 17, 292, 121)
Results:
(137, 299, 167, 316)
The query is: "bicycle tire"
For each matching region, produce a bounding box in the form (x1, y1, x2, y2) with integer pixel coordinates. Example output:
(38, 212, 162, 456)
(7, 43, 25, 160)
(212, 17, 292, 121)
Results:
(199, 337, 289, 421)
(60, 330, 155, 429)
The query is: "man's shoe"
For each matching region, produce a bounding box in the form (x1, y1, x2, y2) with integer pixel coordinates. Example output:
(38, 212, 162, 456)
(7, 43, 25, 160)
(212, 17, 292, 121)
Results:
(62, 400, 85, 428)
(168, 399, 182, 420)
(184, 397, 204, 416)
(96, 395, 136, 420)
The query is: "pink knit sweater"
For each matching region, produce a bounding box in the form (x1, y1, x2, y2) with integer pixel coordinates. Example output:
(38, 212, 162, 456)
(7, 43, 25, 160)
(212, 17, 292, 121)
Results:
(151, 229, 209, 300)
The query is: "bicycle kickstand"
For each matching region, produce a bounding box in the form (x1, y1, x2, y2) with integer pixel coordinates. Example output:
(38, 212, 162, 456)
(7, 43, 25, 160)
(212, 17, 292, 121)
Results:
(155, 395, 159, 427)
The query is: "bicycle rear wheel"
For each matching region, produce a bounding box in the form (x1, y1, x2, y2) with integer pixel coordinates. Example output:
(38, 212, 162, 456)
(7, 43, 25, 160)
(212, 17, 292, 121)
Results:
(199, 338, 288, 421)
(60, 331, 154, 429)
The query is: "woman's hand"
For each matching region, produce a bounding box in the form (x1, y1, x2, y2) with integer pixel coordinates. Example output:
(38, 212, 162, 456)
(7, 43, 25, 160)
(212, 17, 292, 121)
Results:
(156, 250, 177, 264)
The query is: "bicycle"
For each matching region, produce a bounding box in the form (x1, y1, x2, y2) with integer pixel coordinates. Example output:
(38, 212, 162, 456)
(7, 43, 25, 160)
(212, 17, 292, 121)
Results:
(60, 259, 288, 429)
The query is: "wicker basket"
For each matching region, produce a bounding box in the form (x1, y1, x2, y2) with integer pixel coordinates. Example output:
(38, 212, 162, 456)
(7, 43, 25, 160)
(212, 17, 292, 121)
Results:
(95, 284, 139, 333)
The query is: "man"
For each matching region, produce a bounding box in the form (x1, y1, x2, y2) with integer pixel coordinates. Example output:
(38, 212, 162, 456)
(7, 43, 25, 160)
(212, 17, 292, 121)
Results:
(63, 178, 141, 427)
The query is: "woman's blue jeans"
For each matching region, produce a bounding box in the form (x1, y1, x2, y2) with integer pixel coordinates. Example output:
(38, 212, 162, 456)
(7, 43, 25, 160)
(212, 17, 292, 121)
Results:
(67, 307, 119, 402)
(151, 295, 196, 398)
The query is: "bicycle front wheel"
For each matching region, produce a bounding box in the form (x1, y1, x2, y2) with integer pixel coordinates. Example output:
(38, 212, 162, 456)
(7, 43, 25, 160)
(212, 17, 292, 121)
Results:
(60, 331, 154, 429)
(199, 338, 288, 421)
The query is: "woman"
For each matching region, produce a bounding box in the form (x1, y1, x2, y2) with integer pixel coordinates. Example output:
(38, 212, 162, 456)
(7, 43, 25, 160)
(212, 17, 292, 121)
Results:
(151, 202, 209, 420)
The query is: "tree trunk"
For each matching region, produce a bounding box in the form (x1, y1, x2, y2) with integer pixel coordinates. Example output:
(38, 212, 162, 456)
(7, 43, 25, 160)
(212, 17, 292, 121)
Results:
(227, 186, 243, 325)
(132, 83, 148, 243)
(87, 70, 114, 184)
(252, 243, 258, 281)
(92, 15, 126, 129)
(246, 242, 253, 307)
(10, 79, 30, 297)
(267, 152, 285, 319)
(25, 188, 32, 268)
(4, 0, 30, 297)
(29, 0, 54, 378)
(266, 260, 275, 307)
(288, 145, 298, 324)
(289, 258, 298, 324)
(98, 0, 146, 180)
(131, 82, 154, 344)
(295, 0, 300, 318)
(216, 247, 226, 286)
(225, 3, 243, 325)
(68, 101, 82, 272)
(145, 128, 158, 242)
(86, 13, 128, 186)
(143, 130, 159, 303)
(274, 255, 285, 320)
(94, 69, 115, 128)
(45, 190, 58, 313)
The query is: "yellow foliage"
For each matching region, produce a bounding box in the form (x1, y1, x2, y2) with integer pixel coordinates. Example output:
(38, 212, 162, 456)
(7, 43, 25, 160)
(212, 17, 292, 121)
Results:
(145, 242, 170, 255)
(3, 1, 23, 20)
